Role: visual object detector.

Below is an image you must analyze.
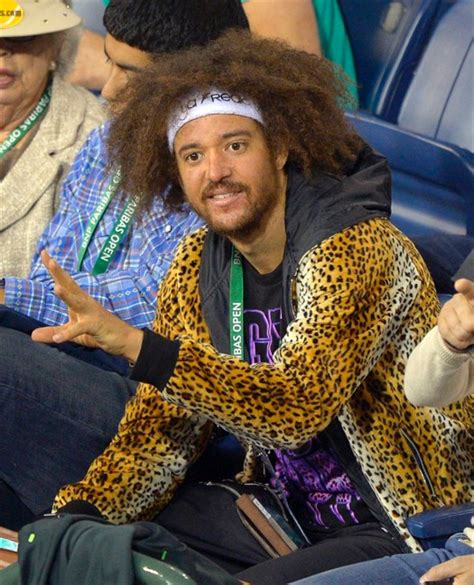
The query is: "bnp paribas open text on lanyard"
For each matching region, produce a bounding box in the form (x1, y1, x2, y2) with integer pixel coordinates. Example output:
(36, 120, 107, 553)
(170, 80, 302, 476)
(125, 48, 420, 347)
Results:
(76, 169, 139, 275)
(229, 246, 310, 544)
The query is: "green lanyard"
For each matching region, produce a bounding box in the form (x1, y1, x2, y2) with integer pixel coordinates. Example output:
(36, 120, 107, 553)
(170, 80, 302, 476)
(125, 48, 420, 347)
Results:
(229, 246, 245, 358)
(76, 169, 139, 275)
(229, 246, 311, 544)
(0, 84, 52, 158)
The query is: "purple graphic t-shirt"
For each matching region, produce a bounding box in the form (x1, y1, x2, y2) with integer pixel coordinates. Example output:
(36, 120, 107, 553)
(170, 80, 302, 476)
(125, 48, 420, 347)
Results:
(243, 258, 370, 531)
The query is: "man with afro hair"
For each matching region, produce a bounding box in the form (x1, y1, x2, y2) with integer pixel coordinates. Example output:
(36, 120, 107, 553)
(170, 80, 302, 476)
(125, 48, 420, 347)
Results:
(34, 31, 471, 584)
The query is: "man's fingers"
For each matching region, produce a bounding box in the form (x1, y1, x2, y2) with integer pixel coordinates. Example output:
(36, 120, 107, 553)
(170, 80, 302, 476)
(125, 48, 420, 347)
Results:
(41, 249, 63, 282)
(455, 278, 474, 301)
(439, 304, 463, 345)
(42, 250, 76, 289)
(439, 315, 474, 349)
(53, 283, 89, 314)
(452, 293, 474, 337)
(438, 292, 474, 349)
(420, 555, 474, 583)
(41, 250, 82, 295)
(32, 321, 91, 345)
(41, 251, 91, 313)
(32, 324, 67, 344)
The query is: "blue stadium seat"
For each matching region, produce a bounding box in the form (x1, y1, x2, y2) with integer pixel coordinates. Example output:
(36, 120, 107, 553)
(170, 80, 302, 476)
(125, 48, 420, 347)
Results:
(338, 0, 449, 119)
(397, 0, 473, 152)
(346, 112, 474, 294)
(346, 112, 473, 237)
(345, 0, 474, 293)
(72, 0, 106, 35)
(407, 502, 474, 550)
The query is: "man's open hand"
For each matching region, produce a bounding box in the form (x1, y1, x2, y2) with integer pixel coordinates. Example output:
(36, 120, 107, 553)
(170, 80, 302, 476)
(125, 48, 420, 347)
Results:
(31, 251, 144, 363)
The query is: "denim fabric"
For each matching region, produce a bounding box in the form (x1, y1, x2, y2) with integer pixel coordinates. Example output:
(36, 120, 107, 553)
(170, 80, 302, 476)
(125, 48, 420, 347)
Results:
(291, 533, 473, 585)
(0, 324, 137, 517)
(412, 235, 474, 295)
(0, 306, 129, 374)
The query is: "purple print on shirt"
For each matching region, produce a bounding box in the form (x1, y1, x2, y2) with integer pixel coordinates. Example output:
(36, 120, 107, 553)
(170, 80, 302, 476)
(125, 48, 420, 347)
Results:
(244, 307, 282, 364)
(273, 439, 362, 528)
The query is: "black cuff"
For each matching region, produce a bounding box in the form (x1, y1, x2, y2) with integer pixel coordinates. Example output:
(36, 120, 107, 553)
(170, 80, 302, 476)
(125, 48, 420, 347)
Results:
(130, 328, 180, 390)
(56, 500, 103, 517)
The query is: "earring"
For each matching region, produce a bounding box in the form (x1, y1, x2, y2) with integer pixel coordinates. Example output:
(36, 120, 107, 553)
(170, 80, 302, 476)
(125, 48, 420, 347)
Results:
(49, 61, 57, 72)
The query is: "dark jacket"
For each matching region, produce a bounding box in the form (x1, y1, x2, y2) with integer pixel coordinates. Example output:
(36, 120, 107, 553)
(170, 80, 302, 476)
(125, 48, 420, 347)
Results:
(18, 514, 240, 585)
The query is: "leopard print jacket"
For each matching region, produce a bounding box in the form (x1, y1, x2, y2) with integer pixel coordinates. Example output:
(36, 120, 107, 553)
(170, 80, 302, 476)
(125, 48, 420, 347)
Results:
(55, 160, 473, 552)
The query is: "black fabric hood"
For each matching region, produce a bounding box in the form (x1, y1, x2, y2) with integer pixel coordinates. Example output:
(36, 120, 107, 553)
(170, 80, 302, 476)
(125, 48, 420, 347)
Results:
(283, 143, 391, 267)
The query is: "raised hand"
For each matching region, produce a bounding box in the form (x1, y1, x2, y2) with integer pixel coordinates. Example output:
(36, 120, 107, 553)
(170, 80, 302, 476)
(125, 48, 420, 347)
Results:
(31, 251, 144, 363)
(438, 278, 474, 351)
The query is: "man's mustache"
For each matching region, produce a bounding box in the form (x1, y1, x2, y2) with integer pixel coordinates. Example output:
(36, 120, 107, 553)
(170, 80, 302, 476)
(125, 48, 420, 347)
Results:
(202, 181, 248, 198)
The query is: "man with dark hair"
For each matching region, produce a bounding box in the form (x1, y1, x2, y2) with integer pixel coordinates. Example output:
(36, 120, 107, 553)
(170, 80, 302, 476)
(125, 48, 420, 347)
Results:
(33, 32, 471, 584)
(0, 0, 249, 529)
(104, 0, 249, 54)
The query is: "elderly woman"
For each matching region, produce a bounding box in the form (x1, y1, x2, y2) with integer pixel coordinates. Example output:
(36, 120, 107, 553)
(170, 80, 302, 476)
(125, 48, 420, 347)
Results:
(0, 0, 105, 277)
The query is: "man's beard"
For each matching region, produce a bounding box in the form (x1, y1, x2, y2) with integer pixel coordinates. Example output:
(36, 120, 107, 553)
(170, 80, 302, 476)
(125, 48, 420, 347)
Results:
(201, 179, 278, 240)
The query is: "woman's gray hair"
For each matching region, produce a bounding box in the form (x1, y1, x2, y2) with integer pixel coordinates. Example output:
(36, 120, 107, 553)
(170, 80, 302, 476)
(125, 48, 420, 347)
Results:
(51, 1, 82, 77)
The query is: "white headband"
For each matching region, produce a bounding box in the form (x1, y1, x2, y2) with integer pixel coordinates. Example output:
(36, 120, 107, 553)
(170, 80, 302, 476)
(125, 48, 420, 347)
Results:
(167, 89, 264, 151)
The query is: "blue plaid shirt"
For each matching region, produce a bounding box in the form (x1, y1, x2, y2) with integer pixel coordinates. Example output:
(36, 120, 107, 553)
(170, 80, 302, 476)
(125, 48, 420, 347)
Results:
(4, 125, 203, 327)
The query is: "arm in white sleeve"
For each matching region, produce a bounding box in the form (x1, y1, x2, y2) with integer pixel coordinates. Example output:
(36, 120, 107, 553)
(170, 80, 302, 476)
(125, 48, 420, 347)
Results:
(404, 326, 473, 407)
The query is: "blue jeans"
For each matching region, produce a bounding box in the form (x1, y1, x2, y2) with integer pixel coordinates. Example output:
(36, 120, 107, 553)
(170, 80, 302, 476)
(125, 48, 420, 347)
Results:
(0, 306, 129, 374)
(412, 235, 474, 295)
(0, 323, 137, 516)
(291, 533, 473, 585)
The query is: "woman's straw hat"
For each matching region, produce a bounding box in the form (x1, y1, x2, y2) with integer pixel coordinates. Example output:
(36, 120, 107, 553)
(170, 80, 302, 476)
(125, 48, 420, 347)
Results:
(0, 0, 81, 37)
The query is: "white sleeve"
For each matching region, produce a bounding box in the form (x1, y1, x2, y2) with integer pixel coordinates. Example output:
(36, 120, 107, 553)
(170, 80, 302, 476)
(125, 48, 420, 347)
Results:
(404, 326, 473, 407)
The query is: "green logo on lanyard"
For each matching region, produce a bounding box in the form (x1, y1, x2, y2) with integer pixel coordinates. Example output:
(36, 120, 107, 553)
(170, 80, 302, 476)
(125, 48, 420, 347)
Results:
(0, 84, 51, 158)
(229, 246, 245, 358)
(76, 169, 139, 275)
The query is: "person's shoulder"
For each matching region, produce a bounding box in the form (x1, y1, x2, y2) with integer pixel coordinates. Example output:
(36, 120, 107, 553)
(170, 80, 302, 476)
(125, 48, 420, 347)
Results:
(297, 218, 417, 288)
(52, 76, 106, 124)
(307, 217, 403, 259)
(159, 226, 208, 286)
(65, 122, 109, 168)
(174, 226, 208, 258)
(182, 225, 208, 245)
